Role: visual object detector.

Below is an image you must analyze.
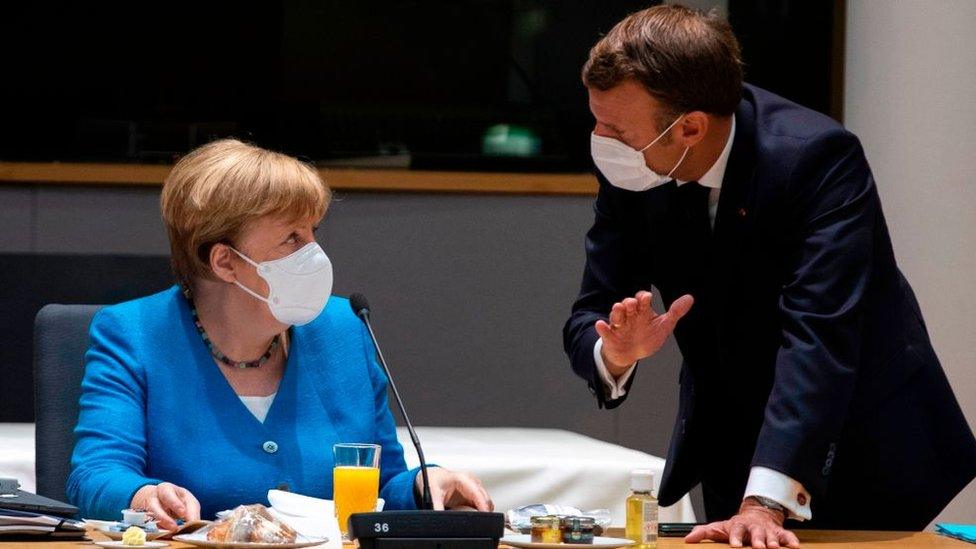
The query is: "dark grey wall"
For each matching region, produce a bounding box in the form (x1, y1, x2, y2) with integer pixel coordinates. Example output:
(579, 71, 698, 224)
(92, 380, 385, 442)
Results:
(0, 183, 699, 511)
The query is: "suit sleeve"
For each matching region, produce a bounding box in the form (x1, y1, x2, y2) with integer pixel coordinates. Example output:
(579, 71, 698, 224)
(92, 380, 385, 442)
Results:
(563, 174, 654, 409)
(751, 129, 877, 498)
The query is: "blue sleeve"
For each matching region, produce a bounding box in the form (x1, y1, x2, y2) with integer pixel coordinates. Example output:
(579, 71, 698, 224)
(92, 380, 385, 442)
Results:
(359, 323, 425, 510)
(66, 308, 163, 519)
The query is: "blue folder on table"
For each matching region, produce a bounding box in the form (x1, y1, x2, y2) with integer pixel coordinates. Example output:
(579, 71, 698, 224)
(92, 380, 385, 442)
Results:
(936, 523, 976, 544)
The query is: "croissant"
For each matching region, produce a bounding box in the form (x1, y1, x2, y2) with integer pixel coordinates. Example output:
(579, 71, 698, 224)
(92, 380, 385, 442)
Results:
(206, 504, 298, 543)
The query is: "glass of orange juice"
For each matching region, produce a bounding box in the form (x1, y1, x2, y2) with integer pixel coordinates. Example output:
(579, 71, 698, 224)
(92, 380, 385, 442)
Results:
(333, 443, 381, 539)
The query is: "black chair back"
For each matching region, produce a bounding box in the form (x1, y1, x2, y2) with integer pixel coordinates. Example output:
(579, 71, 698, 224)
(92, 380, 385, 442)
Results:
(33, 304, 103, 502)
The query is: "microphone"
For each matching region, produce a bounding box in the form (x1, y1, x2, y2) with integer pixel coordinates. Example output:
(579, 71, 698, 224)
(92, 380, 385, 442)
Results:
(346, 294, 504, 548)
(349, 293, 432, 509)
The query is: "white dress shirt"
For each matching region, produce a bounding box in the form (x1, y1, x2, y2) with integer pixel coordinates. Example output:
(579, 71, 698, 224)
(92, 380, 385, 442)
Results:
(593, 115, 812, 521)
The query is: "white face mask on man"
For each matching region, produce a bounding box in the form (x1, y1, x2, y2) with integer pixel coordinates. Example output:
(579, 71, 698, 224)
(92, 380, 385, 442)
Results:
(231, 242, 333, 326)
(590, 114, 689, 192)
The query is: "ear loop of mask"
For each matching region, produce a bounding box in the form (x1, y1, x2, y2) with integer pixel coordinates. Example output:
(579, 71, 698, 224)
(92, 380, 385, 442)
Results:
(668, 146, 691, 178)
(230, 247, 271, 304)
(639, 114, 690, 179)
(637, 114, 686, 153)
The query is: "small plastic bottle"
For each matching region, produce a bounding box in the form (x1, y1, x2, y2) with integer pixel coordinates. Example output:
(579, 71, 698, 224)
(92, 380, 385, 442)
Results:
(625, 469, 658, 549)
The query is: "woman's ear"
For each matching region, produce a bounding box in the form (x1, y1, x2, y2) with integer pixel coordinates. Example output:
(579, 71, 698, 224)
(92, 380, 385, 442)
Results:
(209, 243, 238, 284)
(678, 111, 709, 147)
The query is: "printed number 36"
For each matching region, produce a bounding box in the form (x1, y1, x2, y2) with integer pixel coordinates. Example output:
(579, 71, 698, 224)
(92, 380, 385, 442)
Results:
(374, 523, 390, 533)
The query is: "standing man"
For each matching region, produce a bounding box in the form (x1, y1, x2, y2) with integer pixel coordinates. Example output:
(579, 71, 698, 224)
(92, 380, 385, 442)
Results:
(563, 5, 976, 547)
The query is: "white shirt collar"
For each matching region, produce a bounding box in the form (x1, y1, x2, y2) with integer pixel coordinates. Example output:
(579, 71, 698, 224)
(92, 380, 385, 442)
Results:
(676, 114, 736, 190)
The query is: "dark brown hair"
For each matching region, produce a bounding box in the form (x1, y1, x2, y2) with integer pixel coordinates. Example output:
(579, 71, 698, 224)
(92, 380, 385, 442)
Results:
(583, 4, 743, 125)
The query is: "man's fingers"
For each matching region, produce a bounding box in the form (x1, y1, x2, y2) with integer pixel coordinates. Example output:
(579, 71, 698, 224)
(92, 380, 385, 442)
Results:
(665, 294, 694, 326)
(685, 522, 728, 544)
(783, 529, 801, 548)
(684, 525, 705, 543)
(685, 524, 709, 543)
(767, 530, 781, 549)
(636, 291, 653, 314)
(623, 297, 639, 317)
(609, 303, 626, 327)
(595, 320, 615, 341)
(749, 524, 767, 549)
(729, 521, 746, 548)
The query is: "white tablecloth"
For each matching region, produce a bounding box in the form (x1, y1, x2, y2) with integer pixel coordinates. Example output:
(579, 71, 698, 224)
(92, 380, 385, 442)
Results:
(0, 423, 695, 526)
(0, 423, 36, 493)
(397, 427, 695, 526)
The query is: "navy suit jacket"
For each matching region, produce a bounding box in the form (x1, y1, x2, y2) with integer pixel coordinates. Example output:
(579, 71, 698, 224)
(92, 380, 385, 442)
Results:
(564, 84, 976, 529)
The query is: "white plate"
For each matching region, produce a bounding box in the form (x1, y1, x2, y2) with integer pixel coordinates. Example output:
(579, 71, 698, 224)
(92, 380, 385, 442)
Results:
(86, 519, 210, 540)
(93, 541, 169, 548)
(500, 534, 636, 549)
(172, 533, 328, 549)
(90, 527, 172, 541)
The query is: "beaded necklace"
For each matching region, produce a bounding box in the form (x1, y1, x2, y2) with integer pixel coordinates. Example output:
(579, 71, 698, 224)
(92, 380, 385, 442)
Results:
(182, 285, 279, 369)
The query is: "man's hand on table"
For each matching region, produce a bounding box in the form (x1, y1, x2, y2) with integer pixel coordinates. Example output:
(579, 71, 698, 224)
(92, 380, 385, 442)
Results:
(131, 482, 201, 530)
(595, 291, 694, 376)
(685, 496, 800, 548)
(417, 467, 494, 512)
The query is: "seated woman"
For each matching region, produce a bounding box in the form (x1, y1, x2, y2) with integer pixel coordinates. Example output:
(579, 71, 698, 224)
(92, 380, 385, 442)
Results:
(67, 139, 492, 527)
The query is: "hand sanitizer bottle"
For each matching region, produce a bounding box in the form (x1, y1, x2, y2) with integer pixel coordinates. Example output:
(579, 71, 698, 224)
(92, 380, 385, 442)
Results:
(625, 469, 658, 548)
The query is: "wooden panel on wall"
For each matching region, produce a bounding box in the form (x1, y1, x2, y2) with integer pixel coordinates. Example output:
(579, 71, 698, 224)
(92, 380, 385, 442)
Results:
(0, 162, 598, 196)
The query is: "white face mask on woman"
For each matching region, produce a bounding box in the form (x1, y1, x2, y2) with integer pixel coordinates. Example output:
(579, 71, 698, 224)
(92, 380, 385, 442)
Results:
(590, 114, 689, 192)
(231, 242, 333, 326)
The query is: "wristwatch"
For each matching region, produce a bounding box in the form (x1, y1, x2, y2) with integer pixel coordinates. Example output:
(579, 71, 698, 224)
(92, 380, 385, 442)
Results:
(748, 496, 788, 519)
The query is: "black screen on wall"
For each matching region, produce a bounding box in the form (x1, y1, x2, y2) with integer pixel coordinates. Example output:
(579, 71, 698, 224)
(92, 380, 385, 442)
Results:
(0, 1, 841, 172)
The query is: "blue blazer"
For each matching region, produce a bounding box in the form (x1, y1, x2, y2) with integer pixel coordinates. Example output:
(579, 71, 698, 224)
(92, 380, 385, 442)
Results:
(563, 84, 976, 530)
(67, 286, 421, 520)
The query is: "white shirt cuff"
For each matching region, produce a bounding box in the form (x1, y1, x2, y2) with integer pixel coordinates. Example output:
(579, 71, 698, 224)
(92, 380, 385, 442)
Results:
(744, 466, 812, 521)
(593, 338, 637, 400)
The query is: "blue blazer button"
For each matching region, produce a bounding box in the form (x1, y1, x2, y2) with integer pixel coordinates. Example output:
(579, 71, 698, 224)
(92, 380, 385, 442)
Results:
(263, 441, 279, 454)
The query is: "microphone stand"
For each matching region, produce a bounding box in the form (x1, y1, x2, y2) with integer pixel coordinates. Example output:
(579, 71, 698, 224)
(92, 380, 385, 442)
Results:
(356, 307, 433, 510)
(348, 295, 504, 549)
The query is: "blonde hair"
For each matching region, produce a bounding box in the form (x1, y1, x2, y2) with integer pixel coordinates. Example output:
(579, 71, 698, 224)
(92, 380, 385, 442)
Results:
(161, 139, 331, 284)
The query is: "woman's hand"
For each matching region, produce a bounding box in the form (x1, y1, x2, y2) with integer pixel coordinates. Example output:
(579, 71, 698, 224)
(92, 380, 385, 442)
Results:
(131, 482, 201, 530)
(416, 467, 494, 512)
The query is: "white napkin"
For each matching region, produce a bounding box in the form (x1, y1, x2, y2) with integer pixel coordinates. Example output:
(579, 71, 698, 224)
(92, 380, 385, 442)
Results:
(266, 490, 385, 549)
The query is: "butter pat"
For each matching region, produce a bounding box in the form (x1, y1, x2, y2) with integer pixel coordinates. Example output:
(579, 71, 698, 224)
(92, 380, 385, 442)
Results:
(122, 526, 147, 546)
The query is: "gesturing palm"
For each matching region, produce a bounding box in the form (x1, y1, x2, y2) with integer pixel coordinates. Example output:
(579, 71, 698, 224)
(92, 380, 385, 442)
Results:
(594, 290, 695, 376)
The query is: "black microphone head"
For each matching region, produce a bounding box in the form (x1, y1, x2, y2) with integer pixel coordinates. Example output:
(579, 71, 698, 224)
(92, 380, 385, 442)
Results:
(349, 293, 370, 318)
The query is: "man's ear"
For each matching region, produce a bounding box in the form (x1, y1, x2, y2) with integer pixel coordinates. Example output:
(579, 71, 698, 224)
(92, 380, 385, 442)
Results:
(678, 111, 709, 147)
(210, 243, 238, 284)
